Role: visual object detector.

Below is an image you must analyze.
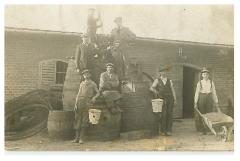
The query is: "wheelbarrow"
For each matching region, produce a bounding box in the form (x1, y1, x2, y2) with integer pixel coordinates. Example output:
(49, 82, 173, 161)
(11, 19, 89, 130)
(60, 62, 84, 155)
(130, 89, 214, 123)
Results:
(194, 107, 234, 142)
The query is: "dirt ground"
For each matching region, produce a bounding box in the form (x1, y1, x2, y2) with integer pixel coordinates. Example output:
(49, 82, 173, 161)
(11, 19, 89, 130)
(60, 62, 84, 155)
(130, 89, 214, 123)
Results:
(5, 119, 234, 151)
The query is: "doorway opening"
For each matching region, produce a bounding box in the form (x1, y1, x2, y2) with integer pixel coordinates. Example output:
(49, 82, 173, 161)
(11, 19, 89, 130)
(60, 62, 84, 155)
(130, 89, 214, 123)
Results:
(183, 66, 199, 118)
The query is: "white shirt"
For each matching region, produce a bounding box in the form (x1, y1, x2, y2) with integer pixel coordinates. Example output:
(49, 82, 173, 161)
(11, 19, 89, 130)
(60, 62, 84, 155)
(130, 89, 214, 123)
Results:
(194, 79, 218, 104)
(198, 79, 212, 93)
(108, 73, 113, 79)
(151, 77, 177, 100)
(161, 77, 168, 85)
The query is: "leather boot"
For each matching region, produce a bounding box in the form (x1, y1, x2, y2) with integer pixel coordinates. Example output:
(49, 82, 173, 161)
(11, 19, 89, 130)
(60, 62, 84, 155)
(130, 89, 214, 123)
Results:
(79, 128, 87, 144)
(71, 130, 80, 143)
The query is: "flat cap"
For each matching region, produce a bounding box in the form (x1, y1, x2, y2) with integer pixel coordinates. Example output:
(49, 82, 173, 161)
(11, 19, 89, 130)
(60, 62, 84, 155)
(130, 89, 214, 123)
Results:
(106, 63, 114, 68)
(201, 67, 210, 73)
(81, 69, 91, 75)
(158, 64, 173, 72)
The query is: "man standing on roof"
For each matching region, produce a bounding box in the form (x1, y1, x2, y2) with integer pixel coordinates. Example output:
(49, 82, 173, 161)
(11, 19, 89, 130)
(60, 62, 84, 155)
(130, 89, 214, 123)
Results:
(110, 17, 136, 80)
(87, 8, 103, 43)
(111, 17, 136, 47)
(75, 34, 99, 83)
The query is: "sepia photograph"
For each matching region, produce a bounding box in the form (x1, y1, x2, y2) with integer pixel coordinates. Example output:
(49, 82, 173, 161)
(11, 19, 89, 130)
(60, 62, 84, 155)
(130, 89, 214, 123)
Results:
(4, 4, 234, 152)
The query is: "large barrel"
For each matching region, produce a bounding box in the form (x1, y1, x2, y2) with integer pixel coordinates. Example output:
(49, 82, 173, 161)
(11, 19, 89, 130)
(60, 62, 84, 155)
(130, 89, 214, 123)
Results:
(120, 81, 159, 136)
(47, 110, 75, 140)
(86, 103, 121, 141)
(62, 60, 81, 111)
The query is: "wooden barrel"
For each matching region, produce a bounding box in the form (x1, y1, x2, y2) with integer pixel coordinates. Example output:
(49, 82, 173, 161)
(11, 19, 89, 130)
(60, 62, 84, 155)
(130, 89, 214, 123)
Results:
(120, 82, 159, 136)
(62, 60, 81, 111)
(86, 103, 121, 141)
(47, 110, 75, 140)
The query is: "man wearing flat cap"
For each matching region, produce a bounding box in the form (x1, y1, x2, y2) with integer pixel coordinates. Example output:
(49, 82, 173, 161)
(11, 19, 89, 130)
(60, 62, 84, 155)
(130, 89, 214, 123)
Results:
(72, 69, 100, 144)
(150, 65, 177, 136)
(75, 34, 98, 82)
(111, 17, 136, 46)
(87, 8, 103, 43)
(110, 40, 128, 81)
(109, 17, 136, 80)
(99, 63, 122, 113)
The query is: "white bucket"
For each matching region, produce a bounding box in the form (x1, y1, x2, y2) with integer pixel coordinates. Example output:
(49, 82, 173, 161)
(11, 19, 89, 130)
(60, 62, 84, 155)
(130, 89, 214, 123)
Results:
(151, 99, 164, 112)
(88, 109, 102, 124)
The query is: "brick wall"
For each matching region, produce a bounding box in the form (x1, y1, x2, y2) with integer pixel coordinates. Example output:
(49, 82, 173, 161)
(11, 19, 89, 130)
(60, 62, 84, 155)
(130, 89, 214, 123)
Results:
(127, 40, 234, 115)
(5, 30, 82, 101)
(5, 29, 234, 116)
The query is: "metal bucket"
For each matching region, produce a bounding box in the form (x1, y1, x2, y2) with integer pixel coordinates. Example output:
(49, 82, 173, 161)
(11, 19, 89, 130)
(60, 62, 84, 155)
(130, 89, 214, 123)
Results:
(151, 99, 164, 112)
(89, 109, 102, 124)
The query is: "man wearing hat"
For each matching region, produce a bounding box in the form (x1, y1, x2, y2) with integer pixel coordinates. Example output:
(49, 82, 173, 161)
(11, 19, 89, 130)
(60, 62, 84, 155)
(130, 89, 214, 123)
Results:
(99, 63, 122, 113)
(110, 40, 128, 81)
(150, 65, 177, 136)
(194, 67, 220, 134)
(111, 17, 136, 48)
(75, 34, 98, 80)
(87, 8, 103, 43)
(72, 69, 100, 144)
(110, 17, 136, 80)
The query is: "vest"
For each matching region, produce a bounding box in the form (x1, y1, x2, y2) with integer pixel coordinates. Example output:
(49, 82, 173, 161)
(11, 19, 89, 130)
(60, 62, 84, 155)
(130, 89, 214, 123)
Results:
(156, 78, 173, 99)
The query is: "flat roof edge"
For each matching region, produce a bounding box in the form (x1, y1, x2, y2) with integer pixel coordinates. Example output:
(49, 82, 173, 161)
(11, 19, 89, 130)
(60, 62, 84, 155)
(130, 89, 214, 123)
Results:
(5, 26, 234, 48)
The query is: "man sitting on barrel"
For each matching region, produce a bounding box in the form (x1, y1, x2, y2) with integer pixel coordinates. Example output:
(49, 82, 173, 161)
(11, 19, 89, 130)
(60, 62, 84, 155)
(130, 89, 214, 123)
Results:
(99, 63, 122, 113)
(72, 69, 100, 144)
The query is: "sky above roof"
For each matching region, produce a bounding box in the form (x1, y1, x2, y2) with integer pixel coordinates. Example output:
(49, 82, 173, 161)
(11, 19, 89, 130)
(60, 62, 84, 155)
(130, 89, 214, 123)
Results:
(5, 5, 233, 45)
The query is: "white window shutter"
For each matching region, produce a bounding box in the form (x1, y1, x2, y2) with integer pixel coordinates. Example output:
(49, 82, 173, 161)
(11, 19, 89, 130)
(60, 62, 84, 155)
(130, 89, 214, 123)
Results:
(39, 60, 57, 88)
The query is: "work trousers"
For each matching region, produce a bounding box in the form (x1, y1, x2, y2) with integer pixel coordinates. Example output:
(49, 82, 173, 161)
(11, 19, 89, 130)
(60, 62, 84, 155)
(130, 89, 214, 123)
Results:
(161, 96, 174, 133)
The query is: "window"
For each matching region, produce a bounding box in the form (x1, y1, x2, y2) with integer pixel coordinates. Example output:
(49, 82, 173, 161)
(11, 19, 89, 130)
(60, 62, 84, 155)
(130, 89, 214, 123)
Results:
(39, 59, 68, 88)
(56, 61, 68, 84)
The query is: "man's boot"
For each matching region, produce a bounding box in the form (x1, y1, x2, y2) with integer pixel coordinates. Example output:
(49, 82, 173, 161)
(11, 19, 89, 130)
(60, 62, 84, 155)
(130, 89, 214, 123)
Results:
(79, 128, 87, 144)
(71, 130, 79, 143)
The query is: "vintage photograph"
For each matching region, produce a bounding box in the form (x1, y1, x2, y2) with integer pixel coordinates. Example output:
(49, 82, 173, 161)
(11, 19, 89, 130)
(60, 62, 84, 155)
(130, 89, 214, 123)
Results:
(4, 5, 234, 151)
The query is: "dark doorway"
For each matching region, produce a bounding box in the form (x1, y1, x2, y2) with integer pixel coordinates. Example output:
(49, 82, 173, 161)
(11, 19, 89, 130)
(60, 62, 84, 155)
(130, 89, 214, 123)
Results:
(183, 66, 198, 118)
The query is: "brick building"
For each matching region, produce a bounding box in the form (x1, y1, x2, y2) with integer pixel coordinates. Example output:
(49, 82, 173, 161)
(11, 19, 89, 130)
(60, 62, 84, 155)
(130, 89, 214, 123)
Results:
(5, 27, 234, 118)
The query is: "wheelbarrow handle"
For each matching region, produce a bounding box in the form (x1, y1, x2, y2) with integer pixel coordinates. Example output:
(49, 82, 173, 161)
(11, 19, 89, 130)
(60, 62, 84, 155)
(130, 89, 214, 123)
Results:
(215, 103, 222, 113)
(194, 106, 203, 117)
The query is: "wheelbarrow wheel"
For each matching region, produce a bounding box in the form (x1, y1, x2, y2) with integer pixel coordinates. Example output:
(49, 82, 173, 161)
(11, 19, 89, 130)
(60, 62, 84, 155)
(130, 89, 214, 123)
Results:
(220, 126, 228, 142)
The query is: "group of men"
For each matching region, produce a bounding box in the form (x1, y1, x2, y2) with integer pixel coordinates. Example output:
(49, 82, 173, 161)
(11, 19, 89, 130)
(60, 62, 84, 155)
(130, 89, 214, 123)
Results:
(75, 8, 136, 83)
(72, 8, 183, 144)
(72, 8, 136, 144)
(73, 63, 121, 144)
(72, 8, 216, 145)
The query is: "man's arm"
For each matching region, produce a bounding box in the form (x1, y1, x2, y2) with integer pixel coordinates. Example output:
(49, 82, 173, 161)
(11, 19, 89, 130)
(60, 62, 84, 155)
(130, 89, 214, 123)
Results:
(194, 82, 200, 107)
(95, 11, 101, 21)
(211, 82, 220, 112)
(74, 83, 82, 111)
(211, 82, 218, 104)
(170, 80, 177, 104)
(150, 79, 159, 94)
(96, 19, 103, 28)
(92, 82, 100, 102)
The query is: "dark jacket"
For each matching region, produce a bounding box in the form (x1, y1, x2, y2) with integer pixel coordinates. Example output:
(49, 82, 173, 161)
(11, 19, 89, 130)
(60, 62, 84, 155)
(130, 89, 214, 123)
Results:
(75, 43, 96, 71)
